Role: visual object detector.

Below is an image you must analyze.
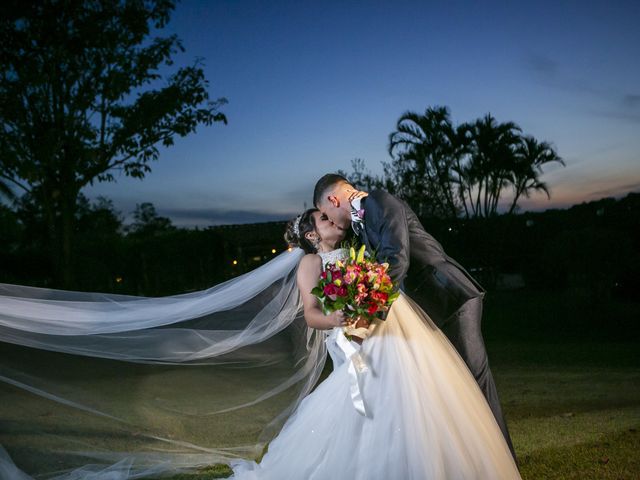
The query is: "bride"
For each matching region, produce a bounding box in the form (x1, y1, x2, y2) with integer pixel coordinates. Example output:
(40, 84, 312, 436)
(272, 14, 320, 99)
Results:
(229, 208, 521, 479)
(0, 208, 520, 479)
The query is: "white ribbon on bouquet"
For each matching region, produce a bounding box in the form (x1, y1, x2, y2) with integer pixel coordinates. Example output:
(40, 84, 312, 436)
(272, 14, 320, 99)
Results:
(334, 320, 378, 417)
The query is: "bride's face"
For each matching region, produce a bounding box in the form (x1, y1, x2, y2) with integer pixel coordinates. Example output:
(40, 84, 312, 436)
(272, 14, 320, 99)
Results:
(312, 211, 346, 248)
(319, 191, 352, 230)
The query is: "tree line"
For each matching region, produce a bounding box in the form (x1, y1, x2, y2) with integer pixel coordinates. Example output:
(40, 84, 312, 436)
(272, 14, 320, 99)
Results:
(0, 0, 226, 288)
(2, 192, 638, 304)
(0, 197, 291, 295)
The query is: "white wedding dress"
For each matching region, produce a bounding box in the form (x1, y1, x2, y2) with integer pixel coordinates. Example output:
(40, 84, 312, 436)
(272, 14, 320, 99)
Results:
(229, 249, 521, 479)
(0, 247, 520, 479)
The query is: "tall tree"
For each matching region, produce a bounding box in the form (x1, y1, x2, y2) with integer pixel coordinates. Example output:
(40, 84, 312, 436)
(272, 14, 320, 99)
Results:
(507, 136, 564, 214)
(388, 106, 462, 219)
(0, 0, 227, 287)
(458, 114, 522, 218)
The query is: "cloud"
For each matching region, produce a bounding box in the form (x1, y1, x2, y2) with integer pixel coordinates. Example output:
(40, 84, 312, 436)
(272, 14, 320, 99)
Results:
(524, 51, 640, 124)
(587, 181, 640, 199)
(622, 94, 640, 108)
(589, 109, 640, 124)
(158, 207, 299, 227)
(525, 52, 559, 77)
(525, 52, 601, 97)
(596, 92, 640, 123)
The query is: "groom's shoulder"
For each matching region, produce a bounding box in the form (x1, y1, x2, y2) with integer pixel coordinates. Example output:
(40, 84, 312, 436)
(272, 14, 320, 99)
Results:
(367, 189, 403, 208)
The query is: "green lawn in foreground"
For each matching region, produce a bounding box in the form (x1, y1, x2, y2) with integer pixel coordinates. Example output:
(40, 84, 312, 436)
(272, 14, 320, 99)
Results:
(482, 290, 640, 478)
(2, 290, 638, 479)
(491, 344, 639, 479)
(159, 341, 640, 479)
(160, 290, 640, 479)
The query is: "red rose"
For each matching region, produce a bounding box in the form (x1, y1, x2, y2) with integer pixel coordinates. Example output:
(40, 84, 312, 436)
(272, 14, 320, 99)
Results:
(367, 303, 378, 315)
(337, 286, 348, 297)
(321, 271, 327, 280)
(323, 283, 338, 300)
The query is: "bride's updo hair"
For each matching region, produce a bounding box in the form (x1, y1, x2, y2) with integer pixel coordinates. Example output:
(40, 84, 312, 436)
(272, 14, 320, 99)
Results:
(284, 208, 319, 254)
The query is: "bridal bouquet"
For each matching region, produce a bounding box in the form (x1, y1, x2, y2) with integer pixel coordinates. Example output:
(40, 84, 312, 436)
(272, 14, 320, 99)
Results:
(312, 245, 399, 342)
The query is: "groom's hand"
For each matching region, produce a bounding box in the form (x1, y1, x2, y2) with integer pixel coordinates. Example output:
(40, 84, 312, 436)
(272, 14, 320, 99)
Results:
(347, 190, 368, 202)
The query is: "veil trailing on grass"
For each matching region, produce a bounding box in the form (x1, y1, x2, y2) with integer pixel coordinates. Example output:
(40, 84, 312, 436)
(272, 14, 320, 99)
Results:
(0, 248, 328, 479)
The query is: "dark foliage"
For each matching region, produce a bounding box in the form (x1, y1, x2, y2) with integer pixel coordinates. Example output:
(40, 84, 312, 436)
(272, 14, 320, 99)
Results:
(0, 0, 226, 288)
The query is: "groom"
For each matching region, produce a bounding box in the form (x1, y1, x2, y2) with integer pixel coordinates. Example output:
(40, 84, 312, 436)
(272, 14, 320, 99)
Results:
(313, 173, 516, 459)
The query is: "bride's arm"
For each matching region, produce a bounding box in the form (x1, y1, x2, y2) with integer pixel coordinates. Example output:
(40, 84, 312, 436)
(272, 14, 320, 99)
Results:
(297, 254, 347, 330)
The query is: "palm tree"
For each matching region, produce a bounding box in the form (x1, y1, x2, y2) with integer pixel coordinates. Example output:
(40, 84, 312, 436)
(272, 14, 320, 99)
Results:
(388, 106, 461, 219)
(349, 106, 563, 221)
(507, 136, 564, 214)
(460, 114, 522, 218)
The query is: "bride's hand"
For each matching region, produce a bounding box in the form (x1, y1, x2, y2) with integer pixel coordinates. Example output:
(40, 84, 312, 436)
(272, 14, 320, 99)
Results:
(328, 310, 350, 327)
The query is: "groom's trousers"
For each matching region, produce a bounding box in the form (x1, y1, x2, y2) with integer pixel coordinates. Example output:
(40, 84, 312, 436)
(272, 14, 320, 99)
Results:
(439, 296, 517, 461)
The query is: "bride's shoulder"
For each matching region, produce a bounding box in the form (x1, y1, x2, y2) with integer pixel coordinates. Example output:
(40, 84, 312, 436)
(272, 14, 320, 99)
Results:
(299, 253, 322, 270)
(297, 254, 323, 287)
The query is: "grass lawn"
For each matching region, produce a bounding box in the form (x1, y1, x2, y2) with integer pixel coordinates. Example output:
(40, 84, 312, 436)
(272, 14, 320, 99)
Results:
(160, 342, 640, 479)
(2, 290, 639, 479)
(492, 343, 639, 479)
(159, 290, 640, 479)
(485, 290, 640, 479)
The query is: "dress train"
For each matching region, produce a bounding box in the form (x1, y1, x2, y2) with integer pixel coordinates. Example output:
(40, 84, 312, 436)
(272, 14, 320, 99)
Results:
(229, 294, 521, 479)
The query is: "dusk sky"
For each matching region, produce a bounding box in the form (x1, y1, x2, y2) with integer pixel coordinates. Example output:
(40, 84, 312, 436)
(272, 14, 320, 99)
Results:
(85, 0, 640, 227)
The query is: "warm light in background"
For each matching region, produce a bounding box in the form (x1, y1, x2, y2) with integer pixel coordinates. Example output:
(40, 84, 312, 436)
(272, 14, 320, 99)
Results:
(232, 260, 238, 265)
(287, 247, 293, 252)
(271, 248, 276, 254)
(115, 277, 123, 283)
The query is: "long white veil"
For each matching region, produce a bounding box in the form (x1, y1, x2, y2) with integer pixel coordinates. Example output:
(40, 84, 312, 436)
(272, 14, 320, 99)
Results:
(0, 248, 329, 479)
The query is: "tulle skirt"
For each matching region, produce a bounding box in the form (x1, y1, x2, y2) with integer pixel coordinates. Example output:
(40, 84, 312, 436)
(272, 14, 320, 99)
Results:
(229, 294, 521, 479)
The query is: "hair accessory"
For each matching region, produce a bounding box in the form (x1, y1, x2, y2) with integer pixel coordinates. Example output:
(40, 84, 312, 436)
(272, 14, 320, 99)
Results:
(293, 215, 302, 237)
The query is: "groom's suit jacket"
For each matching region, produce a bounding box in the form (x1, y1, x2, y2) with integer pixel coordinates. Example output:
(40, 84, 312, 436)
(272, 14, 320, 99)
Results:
(359, 189, 485, 326)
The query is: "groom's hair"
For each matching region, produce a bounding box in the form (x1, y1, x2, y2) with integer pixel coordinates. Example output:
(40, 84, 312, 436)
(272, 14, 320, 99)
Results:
(313, 173, 350, 207)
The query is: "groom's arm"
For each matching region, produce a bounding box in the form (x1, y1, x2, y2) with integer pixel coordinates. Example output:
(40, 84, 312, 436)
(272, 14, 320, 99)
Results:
(367, 191, 410, 289)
